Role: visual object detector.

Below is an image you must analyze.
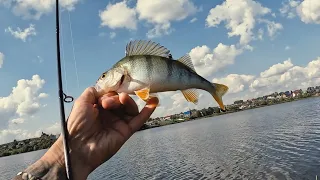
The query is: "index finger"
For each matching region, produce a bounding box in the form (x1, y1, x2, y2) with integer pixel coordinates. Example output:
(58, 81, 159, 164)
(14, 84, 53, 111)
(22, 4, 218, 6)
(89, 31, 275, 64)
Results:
(128, 97, 159, 133)
(119, 93, 139, 116)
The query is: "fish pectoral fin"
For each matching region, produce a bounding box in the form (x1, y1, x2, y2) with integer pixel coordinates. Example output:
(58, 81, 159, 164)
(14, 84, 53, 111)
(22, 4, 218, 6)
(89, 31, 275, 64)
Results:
(135, 90, 161, 106)
(181, 89, 199, 104)
(134, 87, 150, 101)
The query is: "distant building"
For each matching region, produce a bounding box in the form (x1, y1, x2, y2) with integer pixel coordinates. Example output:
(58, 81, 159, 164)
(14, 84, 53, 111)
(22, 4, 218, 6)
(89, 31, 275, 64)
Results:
(234, 100, 244, 104)
(183, 111, 191, 118)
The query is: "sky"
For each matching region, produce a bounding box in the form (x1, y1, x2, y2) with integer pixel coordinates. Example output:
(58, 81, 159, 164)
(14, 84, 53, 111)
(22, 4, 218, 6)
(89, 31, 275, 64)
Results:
(0, 0, 320, 144)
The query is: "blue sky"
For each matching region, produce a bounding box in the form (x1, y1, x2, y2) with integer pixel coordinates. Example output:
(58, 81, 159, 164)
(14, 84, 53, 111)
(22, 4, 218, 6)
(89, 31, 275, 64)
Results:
(0, 0, 320, 144)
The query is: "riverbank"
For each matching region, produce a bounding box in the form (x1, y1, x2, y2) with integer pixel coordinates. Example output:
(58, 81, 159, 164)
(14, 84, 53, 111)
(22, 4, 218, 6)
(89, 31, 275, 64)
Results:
(0, 132, 57, 157)
(139, 94, 320, 131)
(1, 93, 319, 157)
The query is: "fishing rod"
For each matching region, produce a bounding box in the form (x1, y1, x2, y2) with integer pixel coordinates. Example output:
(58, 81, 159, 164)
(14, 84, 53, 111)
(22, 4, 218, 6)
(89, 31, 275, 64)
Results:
(55, 0, 74, 179)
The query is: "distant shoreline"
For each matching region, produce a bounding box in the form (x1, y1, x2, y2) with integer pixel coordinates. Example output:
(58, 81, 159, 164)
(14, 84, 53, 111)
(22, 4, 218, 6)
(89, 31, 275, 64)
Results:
(1, 93, 319, 158)
(139, 94, 320, 131)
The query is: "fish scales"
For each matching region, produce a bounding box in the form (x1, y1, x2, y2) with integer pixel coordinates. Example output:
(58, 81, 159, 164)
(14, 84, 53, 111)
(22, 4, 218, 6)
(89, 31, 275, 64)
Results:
(95, 40, 229, 111)
(118, 55, 210, 93)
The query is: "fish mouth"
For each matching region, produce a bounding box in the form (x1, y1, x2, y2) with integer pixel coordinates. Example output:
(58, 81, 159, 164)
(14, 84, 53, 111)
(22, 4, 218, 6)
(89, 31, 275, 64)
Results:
(94, 84, 109, 97)
(94, 84, 102, 93)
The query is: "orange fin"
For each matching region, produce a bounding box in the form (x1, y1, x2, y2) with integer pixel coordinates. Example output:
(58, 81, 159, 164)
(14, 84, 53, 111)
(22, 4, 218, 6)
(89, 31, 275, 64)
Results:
(181, 89, 199, 104)
(134, 87, 150, 101)
(211, 83, 229, 111)
(135, 90, 161, 107)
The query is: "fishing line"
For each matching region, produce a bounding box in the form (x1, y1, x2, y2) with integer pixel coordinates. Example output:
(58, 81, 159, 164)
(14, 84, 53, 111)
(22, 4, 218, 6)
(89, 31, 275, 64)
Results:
(68, 11, 80, 90)
(60, 10, 69, 95)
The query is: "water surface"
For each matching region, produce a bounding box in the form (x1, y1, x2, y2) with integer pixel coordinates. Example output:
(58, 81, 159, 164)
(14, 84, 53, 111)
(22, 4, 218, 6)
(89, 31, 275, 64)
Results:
(1, 98, 319, 179)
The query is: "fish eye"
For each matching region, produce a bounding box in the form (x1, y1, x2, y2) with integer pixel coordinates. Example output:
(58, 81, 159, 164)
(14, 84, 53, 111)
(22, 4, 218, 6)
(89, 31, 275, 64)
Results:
(100, 73, 106, 79)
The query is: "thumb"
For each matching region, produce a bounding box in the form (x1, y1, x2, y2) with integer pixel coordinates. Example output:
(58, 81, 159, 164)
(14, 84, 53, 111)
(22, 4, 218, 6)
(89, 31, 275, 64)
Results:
(76, 87, 99, 105)
(128, 97, 159, 133)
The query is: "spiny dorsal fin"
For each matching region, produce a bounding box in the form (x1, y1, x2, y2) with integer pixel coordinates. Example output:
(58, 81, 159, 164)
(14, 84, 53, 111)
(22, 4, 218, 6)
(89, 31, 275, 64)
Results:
(125, 40, 171, 57)
(181, 89, 199, 104)
(177, 54, 196, 72)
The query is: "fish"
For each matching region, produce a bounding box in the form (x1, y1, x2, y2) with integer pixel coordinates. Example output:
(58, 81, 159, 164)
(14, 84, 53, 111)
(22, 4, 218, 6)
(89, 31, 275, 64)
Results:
(94, 40, 229, 111)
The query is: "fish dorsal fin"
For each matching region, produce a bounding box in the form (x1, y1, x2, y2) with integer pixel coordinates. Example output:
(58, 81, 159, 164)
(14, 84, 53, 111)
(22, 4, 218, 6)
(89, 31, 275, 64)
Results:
(125, 40, 171, 57)
(177, 54, 196, 72)
(181, 89, 199, 104)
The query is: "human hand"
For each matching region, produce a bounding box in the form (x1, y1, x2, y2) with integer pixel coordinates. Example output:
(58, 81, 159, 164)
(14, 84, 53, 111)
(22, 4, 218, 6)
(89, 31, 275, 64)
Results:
(66, 87, 159, 178)
(27, 87, 158, 180)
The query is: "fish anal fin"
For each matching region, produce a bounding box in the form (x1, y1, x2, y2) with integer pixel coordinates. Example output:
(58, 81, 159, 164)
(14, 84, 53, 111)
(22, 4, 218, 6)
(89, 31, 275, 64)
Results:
(177, 54, 196, 73)
(125, 40, 171, 58)
(211, 83, 229, 111)
(181, 89, 199, 104)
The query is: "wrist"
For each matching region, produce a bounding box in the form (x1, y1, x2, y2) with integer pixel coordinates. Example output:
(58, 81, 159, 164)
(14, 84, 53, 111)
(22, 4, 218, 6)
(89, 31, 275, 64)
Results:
(15, 136, 91, 180)
(16, 137, 68, 180)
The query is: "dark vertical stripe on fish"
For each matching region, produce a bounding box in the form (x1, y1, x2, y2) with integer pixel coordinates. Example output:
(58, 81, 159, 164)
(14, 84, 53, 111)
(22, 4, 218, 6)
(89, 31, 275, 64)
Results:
(129, 56, 135, 71)
(178, 68, 183, 83)
(145, 55, 153, 81)
(167, 59, 173, 79)
(188, 69, 192, 82)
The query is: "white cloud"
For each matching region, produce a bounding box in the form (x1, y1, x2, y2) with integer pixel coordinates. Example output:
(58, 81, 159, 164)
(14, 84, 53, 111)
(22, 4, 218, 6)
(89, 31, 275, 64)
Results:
(137, 0, 198, 24)
(212, 74, 255, 94)
(136, 0, 199, 38)
(0, 121, 63, 144)
(110, 32, 116, 39)
(5, 24, 36, 42)
(98, 32, 107, 37)
(297, 0, 320, 24)
(146, 23, 174, 39)
(258, 19, 283, 38)
(250, 57, 320, 93)
(10, 0, 80, 20)
(0, 129, 41, 144)
(37, 56, 43, 63)
(206, 0, 274, 45)
(0, 0, 11, 7)
(280, 0, 320, 24)
(258, 28, 264, 40)
(280, 0, 300, 19)
(285, 46, 291, 50)
(190, 17, 197, 23)
(189, 43, 245, 78)
(260, 59, 294, 78)
(44, 122, 61, 135)
(0, 52, 4, 68)
(0, 75, 48, 129)
(98, 0, 199, 38)
(99, 1, 138, 30)
(11, 118, 24, 124)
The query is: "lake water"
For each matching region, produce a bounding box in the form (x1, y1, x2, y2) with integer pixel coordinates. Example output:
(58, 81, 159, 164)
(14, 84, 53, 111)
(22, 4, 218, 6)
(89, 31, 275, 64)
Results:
(1, 97, 319, 180)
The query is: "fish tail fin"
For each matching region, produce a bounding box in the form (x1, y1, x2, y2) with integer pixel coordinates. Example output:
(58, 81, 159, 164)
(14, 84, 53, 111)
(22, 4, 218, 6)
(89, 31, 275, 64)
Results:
(210, 83, 229, 112)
